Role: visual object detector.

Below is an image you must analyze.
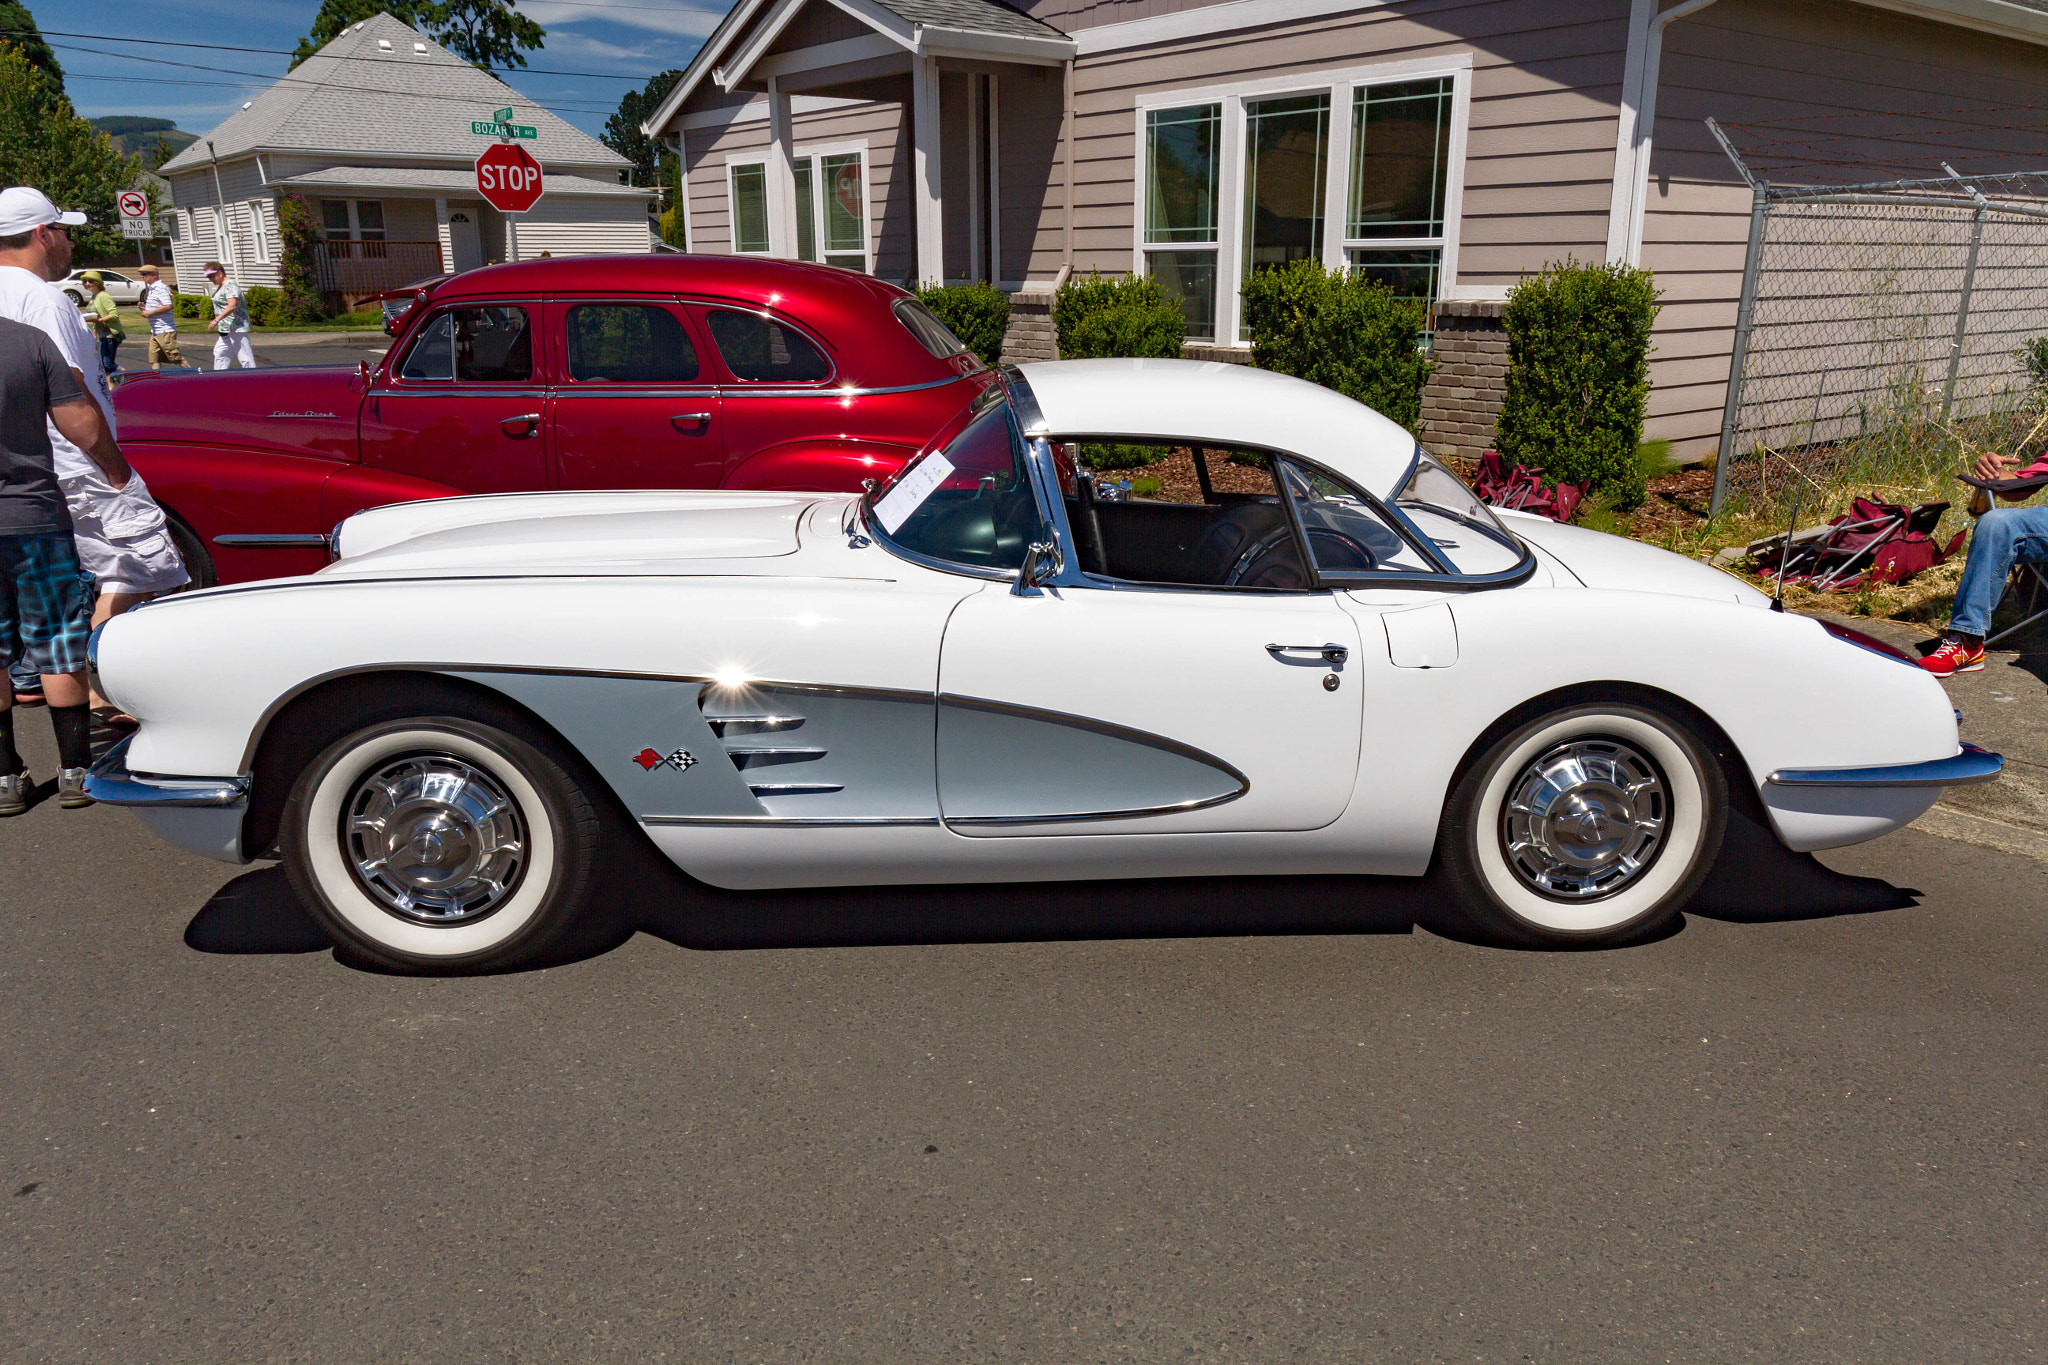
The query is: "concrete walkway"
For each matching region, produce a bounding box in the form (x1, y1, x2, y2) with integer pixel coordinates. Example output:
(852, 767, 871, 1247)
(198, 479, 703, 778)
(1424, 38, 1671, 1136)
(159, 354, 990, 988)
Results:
(1812, 610, 2048, 861)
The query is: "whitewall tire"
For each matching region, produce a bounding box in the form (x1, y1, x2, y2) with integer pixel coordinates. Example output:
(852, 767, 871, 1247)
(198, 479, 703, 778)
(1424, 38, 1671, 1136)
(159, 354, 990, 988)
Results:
(281, 716, 601, 973)
(1437, 702, 1728, 948)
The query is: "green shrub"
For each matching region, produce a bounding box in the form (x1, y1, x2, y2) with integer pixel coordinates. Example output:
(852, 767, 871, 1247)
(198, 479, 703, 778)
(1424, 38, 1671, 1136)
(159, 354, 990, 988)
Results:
(1238, 259, 1433, 433)
(2017, 335, 2048, 396)
(1496, 257, 1661, 509)
(1053, 271, 1184, 360)
(914, 281, 1009, 367)
(244, 285, 284, 327)
(1078, 442, 1170, 471)
(273, 193, 327, 324)
(174, 292, 205, 318)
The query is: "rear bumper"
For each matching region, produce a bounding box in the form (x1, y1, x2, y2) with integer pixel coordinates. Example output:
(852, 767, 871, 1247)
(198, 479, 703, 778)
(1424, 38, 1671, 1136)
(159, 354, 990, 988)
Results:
(86, 735, 251, 863)
(1760, 744, 2002, 853)
(1766, 743, 2004, 789)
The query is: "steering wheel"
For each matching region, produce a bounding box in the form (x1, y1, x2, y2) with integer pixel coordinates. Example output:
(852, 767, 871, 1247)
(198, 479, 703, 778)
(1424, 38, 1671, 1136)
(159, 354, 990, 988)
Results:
(1224, 526, 1376, 588)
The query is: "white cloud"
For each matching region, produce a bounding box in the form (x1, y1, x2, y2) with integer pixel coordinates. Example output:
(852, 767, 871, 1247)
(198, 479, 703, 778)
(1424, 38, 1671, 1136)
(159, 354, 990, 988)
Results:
(522, 1, 728, 41)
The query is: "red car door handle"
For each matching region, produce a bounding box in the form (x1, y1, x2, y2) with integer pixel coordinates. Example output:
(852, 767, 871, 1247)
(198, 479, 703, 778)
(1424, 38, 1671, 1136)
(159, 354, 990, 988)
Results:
(670, 412, 712, 433)
(500, 413, 541, 438)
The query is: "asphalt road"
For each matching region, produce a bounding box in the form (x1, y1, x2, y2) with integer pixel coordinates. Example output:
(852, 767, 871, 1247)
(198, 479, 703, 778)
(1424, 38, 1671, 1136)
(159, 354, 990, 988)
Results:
(3, 718, 2044, 1363)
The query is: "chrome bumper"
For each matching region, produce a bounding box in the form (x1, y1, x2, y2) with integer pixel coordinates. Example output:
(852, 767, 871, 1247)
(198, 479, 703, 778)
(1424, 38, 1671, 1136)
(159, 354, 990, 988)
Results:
(85, 735, 249, 808)
(1766, 743, 2004, 789)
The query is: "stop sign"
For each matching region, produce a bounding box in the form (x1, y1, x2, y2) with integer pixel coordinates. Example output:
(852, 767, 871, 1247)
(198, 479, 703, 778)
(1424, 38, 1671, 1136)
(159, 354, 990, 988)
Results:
(476, 143, 544, 213)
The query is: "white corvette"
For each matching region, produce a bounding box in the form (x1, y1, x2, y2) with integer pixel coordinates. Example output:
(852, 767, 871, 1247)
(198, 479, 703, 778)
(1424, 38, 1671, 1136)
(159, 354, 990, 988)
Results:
(88, 359, 1999, 971)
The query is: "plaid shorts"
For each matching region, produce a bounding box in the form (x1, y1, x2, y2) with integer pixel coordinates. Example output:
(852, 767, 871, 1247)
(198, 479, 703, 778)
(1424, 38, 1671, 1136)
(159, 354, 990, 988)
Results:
(0, 533, 95, 678)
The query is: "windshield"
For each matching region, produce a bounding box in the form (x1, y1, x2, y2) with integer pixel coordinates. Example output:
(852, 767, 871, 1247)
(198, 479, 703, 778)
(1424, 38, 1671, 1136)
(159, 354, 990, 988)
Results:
(865, 404, 1037, 571)
(1392, 451, 1526, 576)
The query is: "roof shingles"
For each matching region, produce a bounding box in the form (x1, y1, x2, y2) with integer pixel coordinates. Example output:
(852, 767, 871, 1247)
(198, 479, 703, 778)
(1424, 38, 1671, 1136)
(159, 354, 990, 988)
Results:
(161, 12, 626, 174)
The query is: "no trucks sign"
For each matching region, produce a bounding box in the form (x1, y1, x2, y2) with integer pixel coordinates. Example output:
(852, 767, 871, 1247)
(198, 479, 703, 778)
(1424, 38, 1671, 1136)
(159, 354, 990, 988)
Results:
(476, 143, 544, 214)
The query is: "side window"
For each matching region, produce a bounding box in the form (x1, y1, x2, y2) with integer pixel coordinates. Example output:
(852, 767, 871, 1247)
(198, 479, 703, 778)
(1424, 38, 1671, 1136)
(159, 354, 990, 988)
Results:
(565, 304, 700, 383)
(704, 308, 832, 383)
(398, 305, 532, 383)
(1275, 459, 1434, 576)
(1059, 443, 1313, 591)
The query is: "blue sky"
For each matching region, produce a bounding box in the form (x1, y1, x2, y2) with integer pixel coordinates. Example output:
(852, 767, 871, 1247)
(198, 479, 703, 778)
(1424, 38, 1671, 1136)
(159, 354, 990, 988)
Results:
(48, 0, 730, 143)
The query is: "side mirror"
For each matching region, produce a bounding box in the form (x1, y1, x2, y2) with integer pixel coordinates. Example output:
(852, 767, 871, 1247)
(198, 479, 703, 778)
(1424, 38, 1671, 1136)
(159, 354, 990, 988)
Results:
(1011, 539, 1060, 597)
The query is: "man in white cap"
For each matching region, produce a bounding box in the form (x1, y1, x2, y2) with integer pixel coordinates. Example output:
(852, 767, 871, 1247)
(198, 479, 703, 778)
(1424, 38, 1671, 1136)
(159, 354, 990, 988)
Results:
(0, 187, 189, 722)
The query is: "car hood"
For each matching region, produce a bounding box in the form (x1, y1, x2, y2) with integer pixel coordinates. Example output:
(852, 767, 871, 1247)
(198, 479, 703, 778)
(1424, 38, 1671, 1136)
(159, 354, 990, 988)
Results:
(322, 491, 818, 578)
(1503, 511, 1772, 607)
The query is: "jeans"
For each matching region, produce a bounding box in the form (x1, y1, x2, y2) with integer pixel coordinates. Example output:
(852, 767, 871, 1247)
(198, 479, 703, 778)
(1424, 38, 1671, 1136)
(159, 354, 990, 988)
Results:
(1949, 504, 2048, 637)
(99, 332, 122, 374)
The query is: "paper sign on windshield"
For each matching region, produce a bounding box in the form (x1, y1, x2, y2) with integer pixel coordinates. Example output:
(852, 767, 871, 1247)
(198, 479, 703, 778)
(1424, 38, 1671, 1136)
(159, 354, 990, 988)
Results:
(873, 453, 957, 534)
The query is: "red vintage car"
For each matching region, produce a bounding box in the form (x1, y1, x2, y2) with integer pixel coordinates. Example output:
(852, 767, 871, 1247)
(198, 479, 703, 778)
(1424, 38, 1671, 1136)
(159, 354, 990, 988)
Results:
(113, 255, 994, 586)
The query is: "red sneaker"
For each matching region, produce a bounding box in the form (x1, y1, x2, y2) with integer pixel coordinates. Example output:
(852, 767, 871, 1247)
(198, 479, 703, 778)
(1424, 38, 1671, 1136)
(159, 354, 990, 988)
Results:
(1919, 637, 1986, 676)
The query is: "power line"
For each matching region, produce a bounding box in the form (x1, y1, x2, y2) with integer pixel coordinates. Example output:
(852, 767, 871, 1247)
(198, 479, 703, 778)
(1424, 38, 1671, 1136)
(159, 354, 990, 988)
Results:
(10, 27, 669, 80)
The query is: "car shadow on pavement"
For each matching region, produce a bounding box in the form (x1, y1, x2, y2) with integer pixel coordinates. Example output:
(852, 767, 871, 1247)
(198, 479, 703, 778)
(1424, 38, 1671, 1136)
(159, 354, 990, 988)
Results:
(181, 798, 1919, 970)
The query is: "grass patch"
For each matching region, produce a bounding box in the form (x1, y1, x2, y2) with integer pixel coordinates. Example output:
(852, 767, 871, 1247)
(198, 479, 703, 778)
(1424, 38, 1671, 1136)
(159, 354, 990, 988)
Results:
(1131, 475, 1163, 498)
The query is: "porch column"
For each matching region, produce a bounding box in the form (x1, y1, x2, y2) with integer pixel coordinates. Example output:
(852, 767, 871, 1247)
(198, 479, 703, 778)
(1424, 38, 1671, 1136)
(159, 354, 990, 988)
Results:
(433, 197, 453, 275)
(768, 76, 798, 258)
(912, 54, 943, 286)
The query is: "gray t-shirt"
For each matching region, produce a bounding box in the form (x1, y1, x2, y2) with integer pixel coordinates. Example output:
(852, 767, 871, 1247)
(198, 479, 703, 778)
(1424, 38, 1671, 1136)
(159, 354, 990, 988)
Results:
(0, 316, 86, 536)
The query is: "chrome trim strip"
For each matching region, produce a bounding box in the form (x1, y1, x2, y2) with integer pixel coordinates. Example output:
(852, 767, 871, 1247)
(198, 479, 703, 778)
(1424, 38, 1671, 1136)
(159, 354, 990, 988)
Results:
(368, 387, 550, 398)
(726, 746, 828, 761)
(1766, 744, 2004, 789)
(746, 782, 845, 795)
(212, 533, 333, 548)
(943, 790, 1244, 827)
(85, 736, 249, 809)
(1000, 365, 1048, 435)
(641, 814, 939, 827)
(236, 663, 935, 771)
(722, 375, 960, 398)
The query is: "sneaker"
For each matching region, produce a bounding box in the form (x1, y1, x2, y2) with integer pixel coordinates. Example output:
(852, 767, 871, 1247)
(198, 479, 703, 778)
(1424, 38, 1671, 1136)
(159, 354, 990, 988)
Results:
(1919, 636, 1986, 677)
(0, 768, 28, 817)
(57, 767, 93, 809)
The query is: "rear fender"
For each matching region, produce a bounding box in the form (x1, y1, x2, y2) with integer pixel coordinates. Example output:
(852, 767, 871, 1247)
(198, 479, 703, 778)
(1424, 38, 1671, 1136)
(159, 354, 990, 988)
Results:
(721, 439, 917, 493)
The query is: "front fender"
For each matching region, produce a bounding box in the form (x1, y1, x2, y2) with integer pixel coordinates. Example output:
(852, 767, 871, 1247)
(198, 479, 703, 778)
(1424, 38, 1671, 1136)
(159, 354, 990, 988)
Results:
(122, 443, 339, 586)
(721, 438, 917, 492)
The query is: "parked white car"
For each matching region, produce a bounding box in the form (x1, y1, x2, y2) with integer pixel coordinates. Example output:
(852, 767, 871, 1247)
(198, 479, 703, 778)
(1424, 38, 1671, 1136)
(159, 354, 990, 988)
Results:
(59, 268, 147, 307)
(87, 359, 1999, 972)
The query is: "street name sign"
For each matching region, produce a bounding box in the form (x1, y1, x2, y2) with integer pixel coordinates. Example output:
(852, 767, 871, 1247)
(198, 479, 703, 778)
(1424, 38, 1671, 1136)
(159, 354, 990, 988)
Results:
(471, 120, 537, 139)
(476, 143, 544, 213)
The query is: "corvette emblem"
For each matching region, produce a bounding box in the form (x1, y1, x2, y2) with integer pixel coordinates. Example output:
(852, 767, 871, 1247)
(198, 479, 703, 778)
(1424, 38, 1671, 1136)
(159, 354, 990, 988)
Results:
(633, 747, 698, 772)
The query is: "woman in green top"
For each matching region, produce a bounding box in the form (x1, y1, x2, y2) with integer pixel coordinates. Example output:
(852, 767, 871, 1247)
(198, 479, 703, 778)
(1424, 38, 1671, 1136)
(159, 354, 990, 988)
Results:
(80, 271, 126, 375)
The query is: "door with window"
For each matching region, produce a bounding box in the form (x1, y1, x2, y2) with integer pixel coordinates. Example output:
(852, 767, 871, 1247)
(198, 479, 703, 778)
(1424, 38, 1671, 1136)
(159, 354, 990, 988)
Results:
(921, 422, 1365, 835)
(362, 301, 550, 494)
(691, 303, 849, 486)
(548, 298, 723, 490)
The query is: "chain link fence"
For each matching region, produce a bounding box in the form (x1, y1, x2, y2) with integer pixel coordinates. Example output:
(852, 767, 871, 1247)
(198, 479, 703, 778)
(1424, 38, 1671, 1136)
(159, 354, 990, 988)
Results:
(1708, 121, 2048, 516)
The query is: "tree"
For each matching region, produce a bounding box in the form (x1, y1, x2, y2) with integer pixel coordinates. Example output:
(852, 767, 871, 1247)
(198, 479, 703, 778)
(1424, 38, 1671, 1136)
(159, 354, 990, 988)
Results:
(0, 2, 61, 98)
(602, 68, 684, 188)
(291, 0, 544, 71)
(0, 45, 144, 260)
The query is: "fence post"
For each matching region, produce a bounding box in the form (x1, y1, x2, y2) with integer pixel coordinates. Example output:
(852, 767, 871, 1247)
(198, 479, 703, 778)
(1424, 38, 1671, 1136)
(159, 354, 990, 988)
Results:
(1939, 203, 1987, 422)
(1710, 179, 1770, 519)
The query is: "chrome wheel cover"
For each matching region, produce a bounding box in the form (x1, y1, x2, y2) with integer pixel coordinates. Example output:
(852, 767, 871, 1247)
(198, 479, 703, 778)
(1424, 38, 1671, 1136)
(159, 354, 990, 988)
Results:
(1499, 738, 1668, 901)
(342, 753, 527, 924)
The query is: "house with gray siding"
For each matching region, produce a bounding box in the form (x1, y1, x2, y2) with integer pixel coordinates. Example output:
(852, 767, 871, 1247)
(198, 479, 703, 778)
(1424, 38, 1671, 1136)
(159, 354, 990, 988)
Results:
(645, 0, 2048, 460)
(160, 13, 652, 304)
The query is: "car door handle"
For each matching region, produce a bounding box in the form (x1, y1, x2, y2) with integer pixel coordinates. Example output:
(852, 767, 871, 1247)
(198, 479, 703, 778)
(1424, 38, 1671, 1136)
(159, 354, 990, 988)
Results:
(670, 412, 712, 433)
(500, 412, 541, 438)
(1266, 642, 1348, 665)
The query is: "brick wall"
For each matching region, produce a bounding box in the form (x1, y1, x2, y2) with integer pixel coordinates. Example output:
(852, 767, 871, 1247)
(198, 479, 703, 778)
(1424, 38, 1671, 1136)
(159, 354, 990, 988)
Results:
(1001, 291, 1056, 362)
(1419, 300, 1508, 461)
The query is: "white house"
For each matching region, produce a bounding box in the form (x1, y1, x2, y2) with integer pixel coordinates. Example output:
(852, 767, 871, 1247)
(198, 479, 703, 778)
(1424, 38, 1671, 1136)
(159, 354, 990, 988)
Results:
(159, 12, 654, 302)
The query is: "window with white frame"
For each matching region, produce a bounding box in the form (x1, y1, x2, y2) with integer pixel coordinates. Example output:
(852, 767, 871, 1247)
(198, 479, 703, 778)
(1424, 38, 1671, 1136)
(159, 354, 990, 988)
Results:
(248, 200, 271, 263)
(726, 149, 870, 271)
(728, 161, 770, 254)
(791, 147, 868, 273)
(1136, 60, 1469, 345)
(319, 199, 387, 243)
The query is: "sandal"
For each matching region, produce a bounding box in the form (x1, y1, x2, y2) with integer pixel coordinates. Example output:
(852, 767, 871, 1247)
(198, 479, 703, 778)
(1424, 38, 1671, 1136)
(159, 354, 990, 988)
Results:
(91, 707, 140, 731)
